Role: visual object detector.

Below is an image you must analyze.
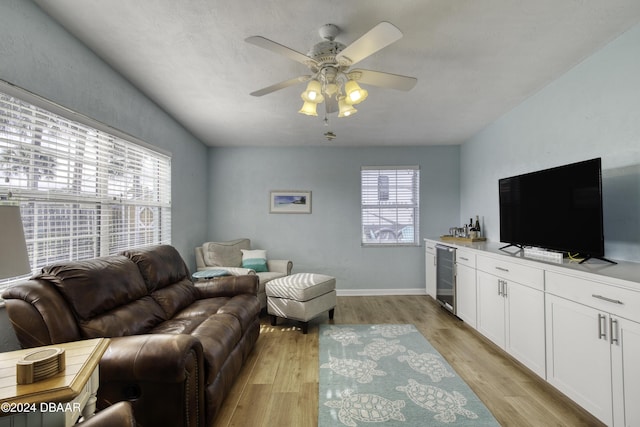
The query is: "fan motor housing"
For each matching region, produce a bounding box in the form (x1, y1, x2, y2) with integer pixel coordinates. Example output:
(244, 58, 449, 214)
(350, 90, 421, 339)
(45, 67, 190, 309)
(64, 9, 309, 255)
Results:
(307, 41, 346, 70)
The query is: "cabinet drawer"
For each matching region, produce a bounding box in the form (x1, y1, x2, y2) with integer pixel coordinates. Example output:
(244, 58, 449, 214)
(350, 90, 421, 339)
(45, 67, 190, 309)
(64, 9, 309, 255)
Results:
(546, 271, 640, 322)
(424, 241, 437, 255)
(456, 250, 476, 268)
(477, 255, 543, 291)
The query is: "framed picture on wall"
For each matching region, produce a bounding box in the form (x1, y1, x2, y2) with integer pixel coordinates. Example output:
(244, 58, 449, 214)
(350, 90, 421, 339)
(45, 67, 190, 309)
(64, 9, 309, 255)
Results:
(269, 190, 312, 214)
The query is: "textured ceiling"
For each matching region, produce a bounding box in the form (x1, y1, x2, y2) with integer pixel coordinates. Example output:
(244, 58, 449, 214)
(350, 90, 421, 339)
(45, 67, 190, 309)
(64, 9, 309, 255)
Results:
(32, 0, 640, 147)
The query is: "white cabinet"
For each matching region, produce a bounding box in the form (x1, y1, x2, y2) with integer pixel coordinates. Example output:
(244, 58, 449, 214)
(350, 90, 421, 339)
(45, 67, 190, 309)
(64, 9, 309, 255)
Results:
(455, 249, 476, 328)
(477, 270, 506, 345)
(424, 237, 640, 426)
(612, 316, 640, 427)
(546, 294, 613, 424)
(476, 255, 546, 378)
(505, 279, 546, 379)
(546, 271, 640, 426)
(424, 242, 437, 298)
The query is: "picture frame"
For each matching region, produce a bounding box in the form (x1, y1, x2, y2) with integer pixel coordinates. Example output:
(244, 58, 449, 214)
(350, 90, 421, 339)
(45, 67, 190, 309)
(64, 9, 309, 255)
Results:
(269, 190, 312, 214)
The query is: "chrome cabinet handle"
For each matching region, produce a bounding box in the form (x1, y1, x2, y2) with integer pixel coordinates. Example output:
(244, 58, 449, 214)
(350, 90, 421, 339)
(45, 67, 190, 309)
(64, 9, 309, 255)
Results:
(610, 318, 619, 345)
(496, 280, 508, 298)
(495, 266, 509, 273)
(459, 256, 469, 261)
(598, 314, 607, 340)
(592, 294, 624, 305)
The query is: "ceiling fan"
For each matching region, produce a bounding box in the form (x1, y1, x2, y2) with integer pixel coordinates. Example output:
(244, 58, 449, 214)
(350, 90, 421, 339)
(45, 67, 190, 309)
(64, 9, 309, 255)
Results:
(245, 22, 417, 118)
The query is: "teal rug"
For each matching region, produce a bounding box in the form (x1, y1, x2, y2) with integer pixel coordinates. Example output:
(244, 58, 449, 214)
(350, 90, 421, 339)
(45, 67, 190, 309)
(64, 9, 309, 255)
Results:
(319, 324, 500, 426)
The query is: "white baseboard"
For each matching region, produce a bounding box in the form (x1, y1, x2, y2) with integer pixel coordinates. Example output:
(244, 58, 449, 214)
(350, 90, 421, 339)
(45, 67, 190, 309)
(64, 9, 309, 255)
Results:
(336, 288, 428, 297)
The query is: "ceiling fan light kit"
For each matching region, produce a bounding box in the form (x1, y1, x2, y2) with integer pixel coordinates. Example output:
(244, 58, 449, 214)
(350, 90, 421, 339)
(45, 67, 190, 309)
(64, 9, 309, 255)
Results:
(301, 79, 324, 103)
(246, 21, 417, 123)
(299, 100, 319, 116)
(338, 96, 357, 117)
(344, 80, 368, 105)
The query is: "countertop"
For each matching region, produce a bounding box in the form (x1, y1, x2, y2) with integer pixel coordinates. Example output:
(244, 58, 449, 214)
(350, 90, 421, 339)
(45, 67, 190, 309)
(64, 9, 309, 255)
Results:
(425, 237, 640, 291)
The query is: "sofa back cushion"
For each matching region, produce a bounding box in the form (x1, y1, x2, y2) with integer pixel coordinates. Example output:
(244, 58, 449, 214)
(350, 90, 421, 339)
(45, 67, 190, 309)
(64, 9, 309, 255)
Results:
(151, 279, 199, 318)
(80, 296, 167, 338)
(36, 255, 150, 321)
(122, 245, 191, 292)
(123, 245, 198, 318)
(202, 238, 250, 268)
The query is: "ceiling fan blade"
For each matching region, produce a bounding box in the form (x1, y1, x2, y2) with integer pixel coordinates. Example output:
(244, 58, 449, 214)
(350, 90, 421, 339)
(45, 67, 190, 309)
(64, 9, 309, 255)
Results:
(245, 36, 317, 67)
(250, 75, 312, 97)
(336, 22, 403, 67)
(349, 69, 417, 91)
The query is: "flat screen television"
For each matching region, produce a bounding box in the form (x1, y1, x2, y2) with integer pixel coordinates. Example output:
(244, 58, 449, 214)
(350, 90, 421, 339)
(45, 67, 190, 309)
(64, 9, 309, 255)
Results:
(499, 158, 609, 262)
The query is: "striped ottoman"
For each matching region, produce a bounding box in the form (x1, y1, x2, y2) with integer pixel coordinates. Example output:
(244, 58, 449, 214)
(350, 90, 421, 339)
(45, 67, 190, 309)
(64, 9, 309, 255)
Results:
(266, 273, 336, 334)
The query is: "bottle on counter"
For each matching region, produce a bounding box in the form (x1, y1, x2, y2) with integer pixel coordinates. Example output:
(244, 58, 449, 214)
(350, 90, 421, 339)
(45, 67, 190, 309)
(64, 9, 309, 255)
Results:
(475, 215, 481, 237)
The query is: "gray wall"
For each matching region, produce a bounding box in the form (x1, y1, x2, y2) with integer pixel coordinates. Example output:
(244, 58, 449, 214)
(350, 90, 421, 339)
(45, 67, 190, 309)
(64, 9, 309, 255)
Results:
(207, 146, 460, 293)
(0, 0, 209, 351)
(460, 23, 640, 262)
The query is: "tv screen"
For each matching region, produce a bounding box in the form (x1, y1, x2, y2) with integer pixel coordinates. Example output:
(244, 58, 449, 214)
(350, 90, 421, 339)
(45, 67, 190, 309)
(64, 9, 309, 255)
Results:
(499, 158, 604, 257)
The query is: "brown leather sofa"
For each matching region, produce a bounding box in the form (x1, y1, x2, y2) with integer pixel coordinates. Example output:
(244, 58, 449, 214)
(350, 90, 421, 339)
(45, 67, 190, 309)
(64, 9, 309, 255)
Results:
(2, 245, 260, 427)
(79, 402, 136, 427)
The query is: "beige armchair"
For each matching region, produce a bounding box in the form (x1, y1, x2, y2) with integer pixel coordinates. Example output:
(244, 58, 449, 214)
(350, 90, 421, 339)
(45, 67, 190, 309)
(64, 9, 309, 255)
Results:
(195, 238, 293, 308)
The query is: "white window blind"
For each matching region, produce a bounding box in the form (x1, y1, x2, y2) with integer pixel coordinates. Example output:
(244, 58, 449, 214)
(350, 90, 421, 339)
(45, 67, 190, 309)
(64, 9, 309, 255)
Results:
(0, 89, 171, 294)
(361, 166, 420, 246)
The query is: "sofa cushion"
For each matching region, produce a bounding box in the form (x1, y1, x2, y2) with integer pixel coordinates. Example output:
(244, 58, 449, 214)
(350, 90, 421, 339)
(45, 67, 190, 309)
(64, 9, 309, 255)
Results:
(151, 279, 199, 318)
(151, 317, 207, 335)
(36, 256, 149, 320)
(241, 249, 268, 272)
(172, 298, 232, 319)
(123, 245, 191, 292)
(202, 239, 250, 268)
(79, 296, 167, 338)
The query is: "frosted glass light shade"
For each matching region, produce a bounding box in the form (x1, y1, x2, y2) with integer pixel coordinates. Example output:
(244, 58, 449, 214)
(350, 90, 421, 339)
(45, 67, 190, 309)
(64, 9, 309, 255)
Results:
(338, 96, 357, 117)
(301, 80, 324, 103)
(344, 80, 368, 105)
(0, 204, 31, 280)
(298, 101, 318, 116)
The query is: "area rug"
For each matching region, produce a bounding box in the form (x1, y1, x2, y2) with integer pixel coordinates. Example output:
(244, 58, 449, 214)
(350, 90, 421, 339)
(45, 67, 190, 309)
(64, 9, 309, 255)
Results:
(318, 324, 500, 426)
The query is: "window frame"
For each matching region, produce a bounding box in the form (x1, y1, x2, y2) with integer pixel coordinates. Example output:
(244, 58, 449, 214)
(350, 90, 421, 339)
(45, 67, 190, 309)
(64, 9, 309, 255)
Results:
(0, 81, 171, 296)
(361, 165, 420, 247)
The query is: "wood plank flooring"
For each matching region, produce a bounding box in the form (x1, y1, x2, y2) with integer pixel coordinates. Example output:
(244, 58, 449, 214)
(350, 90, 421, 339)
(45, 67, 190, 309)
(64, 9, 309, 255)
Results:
(213, 295, 605, 427)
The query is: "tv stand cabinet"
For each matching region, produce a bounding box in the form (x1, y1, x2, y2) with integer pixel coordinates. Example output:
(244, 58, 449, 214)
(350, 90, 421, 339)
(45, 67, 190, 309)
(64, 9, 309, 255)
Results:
(425, 238, 640, 427)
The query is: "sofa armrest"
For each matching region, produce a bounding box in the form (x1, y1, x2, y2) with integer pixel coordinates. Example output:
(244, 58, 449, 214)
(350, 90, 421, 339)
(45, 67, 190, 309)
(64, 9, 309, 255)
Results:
(195, 246, 205, 270)
(78, 402, 136, 427)
(196, 266, 256, 276)
(267, 259, 293, 275)
(100, 334, 202, 382)
(2, 279, 82, 347)
(98, 334, 204, 427)
(194, 274, 259, 298)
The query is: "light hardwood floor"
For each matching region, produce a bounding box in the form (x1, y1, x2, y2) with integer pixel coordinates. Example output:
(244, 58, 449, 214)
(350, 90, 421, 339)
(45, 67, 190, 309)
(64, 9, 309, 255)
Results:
(214, 295, 605, 427)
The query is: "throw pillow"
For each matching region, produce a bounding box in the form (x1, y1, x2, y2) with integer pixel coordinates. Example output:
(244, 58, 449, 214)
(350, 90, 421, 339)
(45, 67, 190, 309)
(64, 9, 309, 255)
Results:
(203, 240, 247, 267)
(241, 249, 268, 272)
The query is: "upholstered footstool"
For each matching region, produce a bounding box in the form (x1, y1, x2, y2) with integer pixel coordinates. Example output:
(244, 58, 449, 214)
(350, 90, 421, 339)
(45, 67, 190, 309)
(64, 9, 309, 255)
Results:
(266, 273, 336, 334)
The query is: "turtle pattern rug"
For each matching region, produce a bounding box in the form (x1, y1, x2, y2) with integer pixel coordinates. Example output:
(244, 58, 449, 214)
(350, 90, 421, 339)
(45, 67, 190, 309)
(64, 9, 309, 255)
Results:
(318, 324, 500, 426)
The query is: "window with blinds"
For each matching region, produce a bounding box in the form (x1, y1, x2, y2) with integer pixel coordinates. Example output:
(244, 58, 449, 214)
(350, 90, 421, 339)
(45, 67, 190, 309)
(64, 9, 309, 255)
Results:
(361, 166, 419, 246)
(0, 89, 171, 293)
